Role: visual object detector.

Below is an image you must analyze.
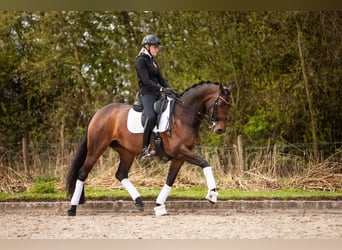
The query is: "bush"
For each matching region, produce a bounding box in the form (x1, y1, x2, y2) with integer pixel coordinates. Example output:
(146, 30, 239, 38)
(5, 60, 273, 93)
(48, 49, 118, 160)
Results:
(32, 181, 57, 194)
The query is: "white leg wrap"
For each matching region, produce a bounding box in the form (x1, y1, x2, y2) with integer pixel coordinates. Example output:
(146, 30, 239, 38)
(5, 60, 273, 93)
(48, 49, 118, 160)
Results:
(121, 178, 140, 201)
(154, 204, 167, 216)
(156, 184, 172, 205)
(206, 190, 218, 203)
(203, 167, 218, 203)
(71, 180, 84, 206)
(203, 166, 216, 191)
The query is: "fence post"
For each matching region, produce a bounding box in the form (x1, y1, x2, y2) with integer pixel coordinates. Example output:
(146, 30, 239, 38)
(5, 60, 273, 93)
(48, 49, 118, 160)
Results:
(234, 135, 244, 175)
(22, 136, 29, 176)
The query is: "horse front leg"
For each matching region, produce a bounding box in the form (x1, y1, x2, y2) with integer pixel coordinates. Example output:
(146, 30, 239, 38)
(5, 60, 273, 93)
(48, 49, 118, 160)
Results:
(203, 166, 218, 204)
(179, 148, 218, 204)
(154, 159, 184, 216)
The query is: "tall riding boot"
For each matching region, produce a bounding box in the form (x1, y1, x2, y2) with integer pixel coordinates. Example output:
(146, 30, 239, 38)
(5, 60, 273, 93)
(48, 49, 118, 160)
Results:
(141, 118, 154, 158)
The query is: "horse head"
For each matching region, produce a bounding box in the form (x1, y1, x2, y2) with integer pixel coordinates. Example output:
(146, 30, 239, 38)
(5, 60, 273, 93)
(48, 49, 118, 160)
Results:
(206, 82, 233, 134)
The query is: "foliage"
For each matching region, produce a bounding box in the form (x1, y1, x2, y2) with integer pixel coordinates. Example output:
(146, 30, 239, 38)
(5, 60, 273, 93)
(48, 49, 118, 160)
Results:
(31, 181, 57, 194)
(1, 11, 342, 172)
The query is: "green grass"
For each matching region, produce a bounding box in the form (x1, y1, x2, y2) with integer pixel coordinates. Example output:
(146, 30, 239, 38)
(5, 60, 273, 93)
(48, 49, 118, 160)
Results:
(217, 189, 342, 200)
(1, 183, 342, 201)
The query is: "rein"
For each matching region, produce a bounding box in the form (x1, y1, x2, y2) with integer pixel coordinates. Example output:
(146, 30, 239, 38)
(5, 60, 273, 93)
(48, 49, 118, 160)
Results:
(174, 97, 203, 121)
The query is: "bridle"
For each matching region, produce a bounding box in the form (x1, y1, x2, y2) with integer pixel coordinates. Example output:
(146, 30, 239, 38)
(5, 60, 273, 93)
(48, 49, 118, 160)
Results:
(206, 90, 231, 128)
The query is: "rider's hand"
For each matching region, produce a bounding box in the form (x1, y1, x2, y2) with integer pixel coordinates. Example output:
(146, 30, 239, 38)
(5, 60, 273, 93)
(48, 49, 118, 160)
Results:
(161, 87, 178, 96)
(171, 89, 179, 96)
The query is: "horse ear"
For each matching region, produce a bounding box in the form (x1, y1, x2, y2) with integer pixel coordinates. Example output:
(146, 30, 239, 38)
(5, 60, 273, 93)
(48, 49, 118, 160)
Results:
(219, 83, 225, 91)
(227, 82, 234, 92)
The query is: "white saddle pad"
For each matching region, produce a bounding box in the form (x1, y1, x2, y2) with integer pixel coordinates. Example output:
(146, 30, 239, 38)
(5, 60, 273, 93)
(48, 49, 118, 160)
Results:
(127, 97, 172, 134)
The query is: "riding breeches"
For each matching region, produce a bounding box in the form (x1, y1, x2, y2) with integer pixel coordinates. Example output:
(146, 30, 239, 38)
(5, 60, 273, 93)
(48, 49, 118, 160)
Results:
(140, 94, 159, 148)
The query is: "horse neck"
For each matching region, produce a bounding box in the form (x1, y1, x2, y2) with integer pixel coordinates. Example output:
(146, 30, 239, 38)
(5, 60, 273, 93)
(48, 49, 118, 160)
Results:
(180, 84, 217, 113)
(176, 84, 218, 127)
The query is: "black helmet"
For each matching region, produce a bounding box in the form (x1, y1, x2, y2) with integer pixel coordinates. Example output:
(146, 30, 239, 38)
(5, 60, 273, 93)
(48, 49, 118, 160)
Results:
(142, 34, 161, 46)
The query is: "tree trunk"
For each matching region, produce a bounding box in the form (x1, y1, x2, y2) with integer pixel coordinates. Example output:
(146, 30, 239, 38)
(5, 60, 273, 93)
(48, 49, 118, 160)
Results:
(295, 17, 319, 161)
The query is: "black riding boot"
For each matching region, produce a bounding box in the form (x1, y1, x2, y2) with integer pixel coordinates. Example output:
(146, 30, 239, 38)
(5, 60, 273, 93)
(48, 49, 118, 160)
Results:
(141, 118, 155, 158)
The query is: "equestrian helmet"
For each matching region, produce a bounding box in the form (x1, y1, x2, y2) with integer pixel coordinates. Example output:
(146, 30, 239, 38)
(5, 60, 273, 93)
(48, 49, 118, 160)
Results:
(142, 34, 161, 46)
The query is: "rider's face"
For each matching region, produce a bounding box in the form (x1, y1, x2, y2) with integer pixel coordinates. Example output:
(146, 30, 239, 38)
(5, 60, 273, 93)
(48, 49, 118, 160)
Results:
(149, 45, 160, 57)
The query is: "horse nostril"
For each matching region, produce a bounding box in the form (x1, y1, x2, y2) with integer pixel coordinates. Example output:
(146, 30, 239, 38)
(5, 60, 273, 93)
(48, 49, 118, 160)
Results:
(215, 128, 225, 134)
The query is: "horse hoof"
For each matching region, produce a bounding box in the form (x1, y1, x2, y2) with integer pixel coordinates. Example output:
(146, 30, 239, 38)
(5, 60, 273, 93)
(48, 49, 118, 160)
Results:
(135, 203, 144, 212)
(67, 206, 77, 216)
(206, 190, 218, 204)
(67, 209, 76, 216)
(154, 204, 167, 216)
(135, 197, 144, 212)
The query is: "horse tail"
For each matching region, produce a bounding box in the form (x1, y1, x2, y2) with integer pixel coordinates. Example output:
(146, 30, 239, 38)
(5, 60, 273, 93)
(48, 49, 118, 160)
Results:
(66, 135, 88, 201)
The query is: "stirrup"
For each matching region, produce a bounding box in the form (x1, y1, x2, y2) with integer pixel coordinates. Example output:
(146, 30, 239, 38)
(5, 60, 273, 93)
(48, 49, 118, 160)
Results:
(140, 147, 151, 159)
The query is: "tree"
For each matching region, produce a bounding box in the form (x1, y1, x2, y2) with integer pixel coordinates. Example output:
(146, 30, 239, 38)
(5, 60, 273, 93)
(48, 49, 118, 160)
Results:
(1, 11, 342, 169)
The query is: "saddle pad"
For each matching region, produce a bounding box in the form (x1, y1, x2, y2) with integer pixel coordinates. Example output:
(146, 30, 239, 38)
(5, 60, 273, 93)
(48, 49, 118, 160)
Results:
(127, 97, 172, 134)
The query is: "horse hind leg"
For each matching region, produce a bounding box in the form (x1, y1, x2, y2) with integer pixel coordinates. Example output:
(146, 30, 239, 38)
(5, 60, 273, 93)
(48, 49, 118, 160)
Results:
(67, 148, 107, 216)
(154, 159, 184, 216)
(114, 149, 144, 212)
(121, 179, 144, 211)
(67, 179, 85, 216)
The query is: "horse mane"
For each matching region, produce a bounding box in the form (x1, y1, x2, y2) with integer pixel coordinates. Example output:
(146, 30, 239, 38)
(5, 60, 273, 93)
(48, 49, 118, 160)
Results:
(179, 81, 220, 97)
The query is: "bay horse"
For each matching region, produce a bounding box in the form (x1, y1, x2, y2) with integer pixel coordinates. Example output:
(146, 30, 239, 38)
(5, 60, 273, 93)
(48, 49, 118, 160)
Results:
(66, 81, 233, 216)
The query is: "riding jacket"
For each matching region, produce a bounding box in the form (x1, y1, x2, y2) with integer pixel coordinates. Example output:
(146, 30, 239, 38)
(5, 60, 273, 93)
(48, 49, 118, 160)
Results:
(135, 53, 171, 96)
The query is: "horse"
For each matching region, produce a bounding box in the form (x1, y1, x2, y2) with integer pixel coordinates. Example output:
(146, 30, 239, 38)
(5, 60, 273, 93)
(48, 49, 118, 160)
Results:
(66, 80, 233, 216)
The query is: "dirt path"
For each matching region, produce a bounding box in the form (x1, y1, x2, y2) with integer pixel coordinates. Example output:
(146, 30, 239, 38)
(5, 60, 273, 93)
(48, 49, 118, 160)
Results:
(1, 211, 342, 239)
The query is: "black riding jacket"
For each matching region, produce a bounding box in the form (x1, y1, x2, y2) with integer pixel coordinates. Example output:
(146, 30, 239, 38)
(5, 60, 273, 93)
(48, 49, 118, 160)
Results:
(135, 53, 171, 96)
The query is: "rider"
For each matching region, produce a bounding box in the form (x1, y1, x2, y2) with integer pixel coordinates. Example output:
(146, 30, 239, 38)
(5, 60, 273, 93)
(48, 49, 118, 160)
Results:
(135, 34, 177, 158)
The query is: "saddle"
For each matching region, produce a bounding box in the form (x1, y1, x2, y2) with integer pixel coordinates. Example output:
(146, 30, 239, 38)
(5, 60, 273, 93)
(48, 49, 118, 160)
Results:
(131, 92, 175, 162)
(132, 93, 172, 128)
(133, 93, 144, 112)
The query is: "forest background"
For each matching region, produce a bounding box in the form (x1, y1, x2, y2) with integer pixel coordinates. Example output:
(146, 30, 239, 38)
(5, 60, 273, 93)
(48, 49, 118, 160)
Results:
(0, 11, 341, 193)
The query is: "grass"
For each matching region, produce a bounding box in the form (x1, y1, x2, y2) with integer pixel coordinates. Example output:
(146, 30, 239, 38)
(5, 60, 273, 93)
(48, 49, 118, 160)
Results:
(1, 141, 341, 202)
(1, 183, 342, 202)
(217, 189, 342, 200)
